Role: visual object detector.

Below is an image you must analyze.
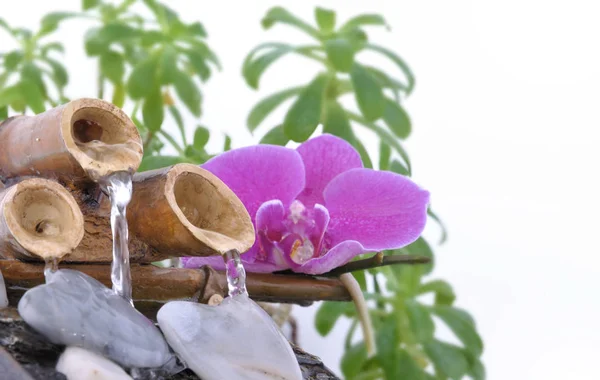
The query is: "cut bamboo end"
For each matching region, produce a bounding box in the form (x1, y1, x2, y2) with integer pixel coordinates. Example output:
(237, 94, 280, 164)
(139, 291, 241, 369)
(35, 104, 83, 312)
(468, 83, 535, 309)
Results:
(129, 163, 255, 257)
(0, 179, 84, 260)
(0, 98, 143, 183)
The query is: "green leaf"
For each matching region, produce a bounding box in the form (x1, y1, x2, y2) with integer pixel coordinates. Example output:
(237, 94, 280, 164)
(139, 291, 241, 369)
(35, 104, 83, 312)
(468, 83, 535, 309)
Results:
(347, 111, 412, 174)
(40, 42, 65, 56)
(260, 125, 289, 146)
(351, 139, 372, 168)
(20, 80, 45, 114)
(223, 135, 232, 151)
(261, 7, 321, 40)
(142, 88, 164, 132)
(365, 66, 408, 100)
(315, 7, 335, 32)
(324, 38, 355, 72)
(406, 300, 435, 342)
(185, 50, 211, 81)
(0, 106, 7, 120)
(82, 0, 101, 10)
(376, 315, 399, 379)
(127, 57, 158, 99)
(467, 354, 486, 380)
(139, 155, 184, 172)
(283, 73, 328, 142)
(341, 341, 367, 379)
(428, 207, 448, 244)
(396, 349, 430, 380)
(383, 99, 411, 139)
(44, 57, 68, 88)
(39, 12, 76, 36)
(0, 84, 23, 108)
(187, 21, 207, 37)
(323, 100, 354, 144)
(242, 43, 293, 89)
(173, 70, 202, 116)
(100, 51, 125, 84)
(432, 306, 483, 356)
(423, 339, 469, 380)
(0, 18, 12, 34)
(84, 23, 139, 56)
(418, 279, 456, 306)
(193, 126, 210, 150)
(390, 159, 409, 176)
(339, 14, 388, 33)
(351, 63, 385, 121)
(21, 63, 46, 97)
(159, 45, 178, 84)
(248, 87, 303, 132)
(140, 31, 167, 47)
(112, 83, 125, 108)
(315, 301, 349, 336)
(3, 51, 23, 70)
(366, 43, 415, 95)
(379, 141, 390, 170)
(168, 106, 187, 145)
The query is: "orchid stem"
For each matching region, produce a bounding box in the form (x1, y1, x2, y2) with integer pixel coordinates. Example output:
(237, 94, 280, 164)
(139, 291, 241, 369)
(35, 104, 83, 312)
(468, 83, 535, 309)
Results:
(340, 273, 376, 357)
(323, 252, 430, 277)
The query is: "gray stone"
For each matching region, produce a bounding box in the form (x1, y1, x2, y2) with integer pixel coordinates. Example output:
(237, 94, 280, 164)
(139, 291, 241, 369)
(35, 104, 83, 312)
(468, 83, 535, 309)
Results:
(18, 269, 173, 369)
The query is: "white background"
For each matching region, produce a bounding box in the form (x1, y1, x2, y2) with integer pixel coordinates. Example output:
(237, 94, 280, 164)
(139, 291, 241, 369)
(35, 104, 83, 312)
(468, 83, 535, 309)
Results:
(2, 1, 600, 379)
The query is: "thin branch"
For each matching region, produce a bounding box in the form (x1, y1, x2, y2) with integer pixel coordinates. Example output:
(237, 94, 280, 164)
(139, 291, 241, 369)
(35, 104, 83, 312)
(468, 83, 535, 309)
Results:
(322, 252, 430, 277)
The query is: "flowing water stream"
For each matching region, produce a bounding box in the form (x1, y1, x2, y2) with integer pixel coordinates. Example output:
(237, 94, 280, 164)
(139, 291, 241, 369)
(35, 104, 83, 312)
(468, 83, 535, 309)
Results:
(102, 171, 133, 305)
(223, 250, 247, 297)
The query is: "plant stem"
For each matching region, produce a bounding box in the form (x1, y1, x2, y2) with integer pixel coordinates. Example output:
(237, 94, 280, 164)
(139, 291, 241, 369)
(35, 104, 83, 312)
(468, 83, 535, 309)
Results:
(323, 252, 430, 277)
(340, 273, 376, 357)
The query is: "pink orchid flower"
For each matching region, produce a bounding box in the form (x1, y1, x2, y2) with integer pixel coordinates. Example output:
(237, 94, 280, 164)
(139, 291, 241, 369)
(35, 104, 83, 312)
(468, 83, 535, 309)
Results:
(182, 134, 430, 275)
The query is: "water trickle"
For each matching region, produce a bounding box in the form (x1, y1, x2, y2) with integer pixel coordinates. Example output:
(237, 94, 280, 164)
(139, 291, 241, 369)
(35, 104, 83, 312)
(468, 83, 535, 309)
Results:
(43, 257, 58, 282)
(223, 250, 247, 297)
(102, 171, 133, 305)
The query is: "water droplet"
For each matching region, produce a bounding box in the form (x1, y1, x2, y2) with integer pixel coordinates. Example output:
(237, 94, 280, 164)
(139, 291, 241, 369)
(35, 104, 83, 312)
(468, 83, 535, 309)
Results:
(223, 250, 247, 297)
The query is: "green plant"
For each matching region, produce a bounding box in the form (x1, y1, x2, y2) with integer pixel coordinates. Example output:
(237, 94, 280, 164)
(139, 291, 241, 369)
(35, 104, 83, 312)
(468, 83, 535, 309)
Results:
(243, 7, 484, 380)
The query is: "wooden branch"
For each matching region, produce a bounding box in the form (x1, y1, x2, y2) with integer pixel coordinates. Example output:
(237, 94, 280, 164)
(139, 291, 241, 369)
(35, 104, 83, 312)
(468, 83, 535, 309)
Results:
(0, 261, 350, 319)
(322, 252, 431, 276)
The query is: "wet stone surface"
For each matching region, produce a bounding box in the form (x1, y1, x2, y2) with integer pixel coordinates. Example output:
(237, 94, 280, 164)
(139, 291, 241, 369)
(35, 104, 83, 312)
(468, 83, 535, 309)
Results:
(0, 307, 339, 380)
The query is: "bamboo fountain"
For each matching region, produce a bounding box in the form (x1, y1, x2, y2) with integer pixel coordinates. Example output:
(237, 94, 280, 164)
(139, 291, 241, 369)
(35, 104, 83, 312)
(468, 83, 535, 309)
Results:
(0, 99, 427, 379)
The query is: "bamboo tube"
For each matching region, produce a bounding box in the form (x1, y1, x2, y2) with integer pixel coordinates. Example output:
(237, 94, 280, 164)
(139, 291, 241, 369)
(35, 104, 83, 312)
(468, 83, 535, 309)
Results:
(0, 179, 84, 261)
(64, 163, 255, 262)
(0, 98, 142, 183)
(0, 261, 351, 319)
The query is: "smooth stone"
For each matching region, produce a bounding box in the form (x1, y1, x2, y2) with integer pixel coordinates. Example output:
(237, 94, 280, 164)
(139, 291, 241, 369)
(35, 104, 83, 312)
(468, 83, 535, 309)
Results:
(56, 346, 132, 380)
(157, 295, 303, 380)
(18, 269, 173, 369)
(0, 269, 8, 308)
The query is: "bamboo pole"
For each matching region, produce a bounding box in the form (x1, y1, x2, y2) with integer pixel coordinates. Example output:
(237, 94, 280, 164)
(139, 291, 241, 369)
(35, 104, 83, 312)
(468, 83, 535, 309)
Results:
(0, 261, 351, 319)
(0, 179, 84, 261)
(0, 98, 142, 183)
(63, 164, 255, 262)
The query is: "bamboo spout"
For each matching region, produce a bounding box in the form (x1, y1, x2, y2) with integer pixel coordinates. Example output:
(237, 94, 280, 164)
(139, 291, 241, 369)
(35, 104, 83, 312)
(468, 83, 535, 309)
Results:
(0, 98, 143, 183)
(65, 163, 255, 262)
(0, 179, 84, 261)
(128, 163, 255, 257)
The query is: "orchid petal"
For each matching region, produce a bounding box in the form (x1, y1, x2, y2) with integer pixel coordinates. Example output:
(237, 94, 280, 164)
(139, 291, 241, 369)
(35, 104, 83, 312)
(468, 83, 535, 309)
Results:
(310, 204, 330, 254)
(296, 240, 367, 275)
(296, 134, 363, 207)
(324, 168, 429, 250)
(202, 145, 305, 219)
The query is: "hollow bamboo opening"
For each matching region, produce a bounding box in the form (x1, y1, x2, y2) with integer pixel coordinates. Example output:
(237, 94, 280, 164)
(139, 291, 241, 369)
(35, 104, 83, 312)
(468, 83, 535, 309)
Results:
(0, 98, 142, 183)
(0, 179, 84, 260)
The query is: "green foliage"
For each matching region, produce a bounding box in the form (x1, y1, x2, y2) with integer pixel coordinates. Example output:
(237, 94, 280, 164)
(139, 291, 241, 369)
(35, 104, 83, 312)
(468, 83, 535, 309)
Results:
(243, 6, 485, 379)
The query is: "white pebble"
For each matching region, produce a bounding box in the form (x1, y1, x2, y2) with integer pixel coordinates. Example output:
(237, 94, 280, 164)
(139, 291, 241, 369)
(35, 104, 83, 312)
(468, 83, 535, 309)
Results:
(158, 295, 302, 380)
(56, 346, 132, 380)
(0, 269, 8, 308)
